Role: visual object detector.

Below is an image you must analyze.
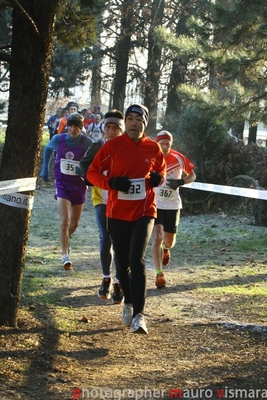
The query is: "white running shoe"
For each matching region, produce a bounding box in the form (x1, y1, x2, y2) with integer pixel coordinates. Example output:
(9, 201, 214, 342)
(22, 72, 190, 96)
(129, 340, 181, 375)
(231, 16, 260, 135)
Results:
(62, 254, 73, 272)
(130, 313, 148, 334)
(122, 304, 133, 326)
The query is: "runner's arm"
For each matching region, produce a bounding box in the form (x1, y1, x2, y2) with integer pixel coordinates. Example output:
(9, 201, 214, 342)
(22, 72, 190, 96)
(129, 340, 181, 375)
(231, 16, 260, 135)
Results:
(40, 135, 60, 181)
(86, 144, 112, 190)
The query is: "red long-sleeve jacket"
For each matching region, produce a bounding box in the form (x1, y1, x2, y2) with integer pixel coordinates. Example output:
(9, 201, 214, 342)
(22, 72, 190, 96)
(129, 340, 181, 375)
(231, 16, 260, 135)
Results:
(87, 133, 166, 221)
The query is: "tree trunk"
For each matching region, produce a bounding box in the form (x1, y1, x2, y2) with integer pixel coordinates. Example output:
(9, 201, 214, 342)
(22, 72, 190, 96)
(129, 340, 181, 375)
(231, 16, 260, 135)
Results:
(165, 7, 188, 117)
(232, 119, 245, 141)
(143, 0, 165, 136)
(112, 35, 130, 111)
(90, 42, 102, 107)
(0, 0, 59, 326)
(165, 58, 184, 117)
(248, 125, 257, 144)
(112, 0, 133, 111)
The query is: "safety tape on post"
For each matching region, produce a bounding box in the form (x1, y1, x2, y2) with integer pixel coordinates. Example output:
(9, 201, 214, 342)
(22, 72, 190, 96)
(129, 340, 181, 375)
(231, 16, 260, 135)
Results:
(184, 181, 267, 200)
(0, 177, 36, 210)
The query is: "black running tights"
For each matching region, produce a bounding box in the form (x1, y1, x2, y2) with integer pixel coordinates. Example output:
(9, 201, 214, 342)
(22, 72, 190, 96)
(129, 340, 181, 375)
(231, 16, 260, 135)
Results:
(107, 216, 155, 317)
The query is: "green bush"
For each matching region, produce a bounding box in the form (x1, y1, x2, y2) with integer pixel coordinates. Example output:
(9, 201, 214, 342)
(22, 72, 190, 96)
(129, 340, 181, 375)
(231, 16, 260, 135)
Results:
(177, 105, 229, 182)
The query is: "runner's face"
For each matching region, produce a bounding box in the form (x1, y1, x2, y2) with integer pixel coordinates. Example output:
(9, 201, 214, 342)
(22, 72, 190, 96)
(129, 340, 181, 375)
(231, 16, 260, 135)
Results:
(125, 112, 144, 142)
(69, 106, 78, 114)
(158, 139, 171, 156)
(105, 123, 121, 140)
(68, 125, 81, 137)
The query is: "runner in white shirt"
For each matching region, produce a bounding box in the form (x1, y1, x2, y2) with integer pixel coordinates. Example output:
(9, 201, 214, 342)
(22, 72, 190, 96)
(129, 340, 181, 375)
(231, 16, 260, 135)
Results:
(88, 113, 105, 142)
(152, 130, 196, 288)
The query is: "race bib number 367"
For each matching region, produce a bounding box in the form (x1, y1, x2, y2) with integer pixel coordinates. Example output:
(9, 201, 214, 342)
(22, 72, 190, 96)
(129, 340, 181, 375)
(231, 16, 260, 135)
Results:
(118, 178, 145, 200)
(155, 186, 176, 201)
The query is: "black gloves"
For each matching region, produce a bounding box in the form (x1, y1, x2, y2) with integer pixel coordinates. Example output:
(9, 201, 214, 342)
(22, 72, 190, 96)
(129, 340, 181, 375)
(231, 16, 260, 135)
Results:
(166, 178, 185, 190)
(108, 176, 131, 192)
(149, 171, 162, 187)
(109, 173, 164, 191)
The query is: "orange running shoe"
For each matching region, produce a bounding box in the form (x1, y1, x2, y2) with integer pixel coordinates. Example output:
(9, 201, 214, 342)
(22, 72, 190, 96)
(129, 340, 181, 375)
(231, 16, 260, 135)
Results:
(155, 272, 166, 288)
(62, 254, 73, 272)
(162, 249, 170, 266)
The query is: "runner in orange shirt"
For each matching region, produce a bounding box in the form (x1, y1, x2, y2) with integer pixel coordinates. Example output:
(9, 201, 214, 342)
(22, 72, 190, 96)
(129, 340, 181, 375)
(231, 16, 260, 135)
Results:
(57, 101, 79, 134)
(87, 104, 166, 334)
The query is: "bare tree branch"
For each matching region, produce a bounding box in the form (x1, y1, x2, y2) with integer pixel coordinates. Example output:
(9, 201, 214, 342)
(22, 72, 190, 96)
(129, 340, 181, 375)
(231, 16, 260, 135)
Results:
(10, 0, 39, 35)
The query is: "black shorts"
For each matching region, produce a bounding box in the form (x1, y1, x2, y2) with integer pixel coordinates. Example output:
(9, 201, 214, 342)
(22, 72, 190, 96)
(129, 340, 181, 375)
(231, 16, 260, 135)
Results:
(155, 209, 180, 234)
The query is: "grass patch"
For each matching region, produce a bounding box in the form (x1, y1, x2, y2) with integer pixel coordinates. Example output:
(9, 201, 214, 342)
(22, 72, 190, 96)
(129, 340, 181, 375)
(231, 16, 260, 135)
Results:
(236, 234, 267, 251)
(202, 284, 267, 296)
(197, 265, 267, 296)
(175, 214, 267, 262)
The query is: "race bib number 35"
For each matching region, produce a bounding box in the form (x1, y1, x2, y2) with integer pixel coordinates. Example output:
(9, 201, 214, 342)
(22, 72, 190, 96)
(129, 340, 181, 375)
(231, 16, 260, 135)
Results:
(60, 159, 80, 175)
(118, 178, 146, 200)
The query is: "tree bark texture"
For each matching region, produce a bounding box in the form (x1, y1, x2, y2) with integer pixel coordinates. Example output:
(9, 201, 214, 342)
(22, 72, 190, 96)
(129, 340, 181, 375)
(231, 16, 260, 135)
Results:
(143, 0, 164, 136)
(0, 0, 59, 326)
(91, 43, 102, 107)
(112, 0, 133, 112)
(248, 120, 258, 144)
(165, 8, 188, 117)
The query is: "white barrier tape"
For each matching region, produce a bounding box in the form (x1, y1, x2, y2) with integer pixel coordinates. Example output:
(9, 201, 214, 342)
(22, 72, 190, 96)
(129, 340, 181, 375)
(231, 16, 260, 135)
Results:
(0, 192, 34, 210)
(0, 177, 36, 195)
(184, 181, 267, 200)
(0, 177, 36, 209)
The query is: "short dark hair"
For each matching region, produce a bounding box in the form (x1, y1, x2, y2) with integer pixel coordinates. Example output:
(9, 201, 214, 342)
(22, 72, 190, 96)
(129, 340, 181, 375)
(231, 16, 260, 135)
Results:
(66, 101, 79, 110)
(104, 109, 124, 120)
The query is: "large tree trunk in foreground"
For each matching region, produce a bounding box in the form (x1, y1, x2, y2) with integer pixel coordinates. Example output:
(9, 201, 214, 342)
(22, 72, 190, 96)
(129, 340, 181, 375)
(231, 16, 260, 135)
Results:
(0, 0, 59, 326)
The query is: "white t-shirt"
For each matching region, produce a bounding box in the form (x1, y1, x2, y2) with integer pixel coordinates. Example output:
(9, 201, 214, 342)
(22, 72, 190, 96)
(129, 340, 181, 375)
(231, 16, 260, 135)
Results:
(155, 149, 194, 210)
(88, 122, 105, 142)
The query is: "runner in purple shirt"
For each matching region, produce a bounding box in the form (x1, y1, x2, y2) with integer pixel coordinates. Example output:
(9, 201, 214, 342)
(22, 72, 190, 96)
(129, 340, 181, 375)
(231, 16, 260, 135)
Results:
(41, 112, 93, 271)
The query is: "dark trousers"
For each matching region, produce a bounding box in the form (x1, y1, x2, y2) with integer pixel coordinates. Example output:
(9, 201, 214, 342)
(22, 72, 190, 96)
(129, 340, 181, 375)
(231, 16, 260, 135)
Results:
(107, 216, 155, 317)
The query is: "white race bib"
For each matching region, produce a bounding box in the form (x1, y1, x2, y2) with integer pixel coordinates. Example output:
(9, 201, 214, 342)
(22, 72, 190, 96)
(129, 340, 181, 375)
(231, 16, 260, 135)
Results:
(118, 178, 146, 200)
(155, 186, 176, 202)
(60, 159, 80, 175)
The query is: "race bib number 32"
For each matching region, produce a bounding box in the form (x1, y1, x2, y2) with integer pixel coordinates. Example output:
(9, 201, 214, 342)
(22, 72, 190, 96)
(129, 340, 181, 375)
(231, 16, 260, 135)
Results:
(118, 178, 146, 200)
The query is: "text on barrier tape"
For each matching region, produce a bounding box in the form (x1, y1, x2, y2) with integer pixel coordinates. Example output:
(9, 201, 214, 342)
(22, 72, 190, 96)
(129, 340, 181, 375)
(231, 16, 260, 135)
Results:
(0, 177, 36, 209)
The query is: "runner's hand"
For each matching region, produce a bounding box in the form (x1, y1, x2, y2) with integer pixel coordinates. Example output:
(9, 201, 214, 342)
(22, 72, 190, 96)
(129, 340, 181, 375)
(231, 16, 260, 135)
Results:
(166, 179, 185, 190)
(108, 177, 131, 192)
(149, 171, 162, 187)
